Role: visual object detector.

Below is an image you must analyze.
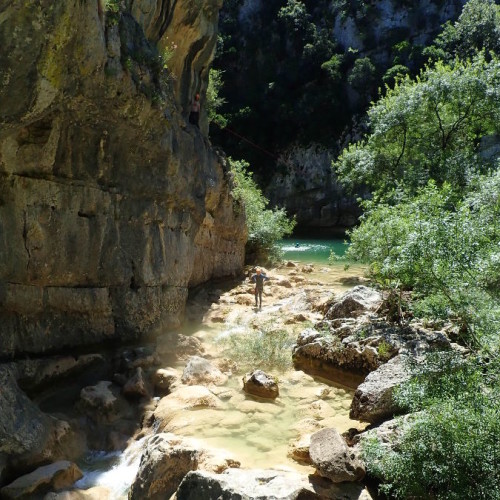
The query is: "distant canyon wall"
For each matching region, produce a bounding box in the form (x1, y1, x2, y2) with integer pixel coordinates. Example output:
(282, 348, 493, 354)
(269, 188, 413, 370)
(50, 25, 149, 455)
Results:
(0, 0, 246, 358)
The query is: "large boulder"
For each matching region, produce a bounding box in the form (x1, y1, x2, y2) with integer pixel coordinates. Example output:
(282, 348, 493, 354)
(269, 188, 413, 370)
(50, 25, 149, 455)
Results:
(325, 286, 382, 320)
(309, 428, 365, 483)
(0, 461, 82, 499)
(176, 468, 373, 499)
(0, 365, 52, 457)
(181, 356, 228, 386)
(242, 370, 279, 399)
(129, 433, 239, 500)
(350, 355, 409, 424)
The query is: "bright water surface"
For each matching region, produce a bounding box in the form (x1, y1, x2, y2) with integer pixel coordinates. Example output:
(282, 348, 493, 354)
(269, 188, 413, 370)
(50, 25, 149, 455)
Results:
(278, 238, 349, 264)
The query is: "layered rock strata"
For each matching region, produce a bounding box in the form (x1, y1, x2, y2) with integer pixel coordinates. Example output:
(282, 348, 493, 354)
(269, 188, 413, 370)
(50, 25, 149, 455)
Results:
(0, 0, 246, 358)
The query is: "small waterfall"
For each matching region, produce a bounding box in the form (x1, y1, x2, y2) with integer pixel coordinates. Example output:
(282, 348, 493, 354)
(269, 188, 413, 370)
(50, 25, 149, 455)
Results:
(74, 436, 148, 499)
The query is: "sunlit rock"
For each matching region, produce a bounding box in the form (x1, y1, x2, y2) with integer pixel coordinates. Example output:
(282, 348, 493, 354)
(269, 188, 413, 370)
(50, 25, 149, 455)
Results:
(181, 356, 228, 387)
(309, 428, 365, 483)
(242, 370, 279, 399)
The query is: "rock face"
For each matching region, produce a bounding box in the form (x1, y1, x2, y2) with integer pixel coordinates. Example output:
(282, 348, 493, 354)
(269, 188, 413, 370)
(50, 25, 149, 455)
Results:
(266, 146, 361, 235)
(350, 355, 409, 424)
(309, 428, 365, 483)
(129, 433, 239, 500)
(0, 0, 246, 359)
(242, 370, 279, 399)
(176, 468, 373, 500)
(0, 461, 82, 499)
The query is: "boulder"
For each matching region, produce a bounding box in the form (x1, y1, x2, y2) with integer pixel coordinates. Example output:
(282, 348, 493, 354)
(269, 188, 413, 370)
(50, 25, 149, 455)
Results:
(123, 367, 150, 398)
(1, 461, 82, 499)
(154, 386, 221, 431)
(309, 428, 365, 483)
(0, 365, 54, 457)
(287, 434, 312, 465)
(350, 355, 409, 424)
(152, 367, 181, 393)
(129, 433, 239, 500)
(176, 468, 373, 499)
(242, 370, 279, 399)
(43, 486, 111, 499)
(181, 356, 228, 386)
(325, 286, 382, 319)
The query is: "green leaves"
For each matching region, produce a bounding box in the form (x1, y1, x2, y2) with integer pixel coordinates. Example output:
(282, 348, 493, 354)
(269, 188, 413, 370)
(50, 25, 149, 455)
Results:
(230, 158, 296, 263)
(335, 55, 500, 200)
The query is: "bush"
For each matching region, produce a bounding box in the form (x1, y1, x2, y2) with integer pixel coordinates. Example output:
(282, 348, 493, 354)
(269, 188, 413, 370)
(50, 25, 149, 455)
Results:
(361, 354, 500, 499)
(345, 172, 500, 349)
(230, 158, 296, 263)
(217, 322, 294, 372)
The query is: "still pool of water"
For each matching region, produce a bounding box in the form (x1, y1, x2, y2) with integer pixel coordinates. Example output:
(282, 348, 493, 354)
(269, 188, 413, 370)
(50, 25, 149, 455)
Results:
(278, 238, 349, 264)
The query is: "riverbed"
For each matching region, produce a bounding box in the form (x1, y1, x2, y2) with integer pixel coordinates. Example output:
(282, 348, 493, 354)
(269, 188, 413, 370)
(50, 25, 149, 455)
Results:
(74, 250, 368, 498)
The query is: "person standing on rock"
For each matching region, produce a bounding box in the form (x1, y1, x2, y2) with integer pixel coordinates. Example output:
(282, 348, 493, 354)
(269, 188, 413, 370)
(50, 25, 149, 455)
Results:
(189, 93, 201, 128)
(251, 267, 269, 309)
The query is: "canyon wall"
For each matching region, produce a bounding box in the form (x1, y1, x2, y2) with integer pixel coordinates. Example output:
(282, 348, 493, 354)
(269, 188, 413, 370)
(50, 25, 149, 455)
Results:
(0, 0, 246, 358)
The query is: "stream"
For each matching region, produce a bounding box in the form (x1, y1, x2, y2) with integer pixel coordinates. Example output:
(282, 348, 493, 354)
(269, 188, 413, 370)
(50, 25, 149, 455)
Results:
(72, 239, 367, 498)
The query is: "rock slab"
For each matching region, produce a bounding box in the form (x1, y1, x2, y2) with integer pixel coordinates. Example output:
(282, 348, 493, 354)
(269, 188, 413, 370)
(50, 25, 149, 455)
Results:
(350, 355, 409, 424)
(309, 428, 365, 483)
(1, 461, 82, 499)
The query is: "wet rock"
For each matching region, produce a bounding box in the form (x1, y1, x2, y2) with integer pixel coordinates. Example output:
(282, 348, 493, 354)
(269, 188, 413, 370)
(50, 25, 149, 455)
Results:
(286, 261, 297, 267)
(44, 486, 112, 499)
(301, 265, 314, 273)
(309, 428, 365, 483)
(156, 333, 205, 361)
(123, 367, 150, 398)
(176, 468, 373, 499)
(129, 433, 239, 500)
(152, 367, 181, 393)
(325, 286, 382, 320)
(350, 355, 409, 424)
(1, 461, 82, 499)
(242, 370, 279, 399)
(181, 356, 228, 386)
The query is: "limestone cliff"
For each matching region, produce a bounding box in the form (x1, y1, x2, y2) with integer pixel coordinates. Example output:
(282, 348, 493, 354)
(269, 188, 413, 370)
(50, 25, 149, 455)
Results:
(0, 0, 246, 358)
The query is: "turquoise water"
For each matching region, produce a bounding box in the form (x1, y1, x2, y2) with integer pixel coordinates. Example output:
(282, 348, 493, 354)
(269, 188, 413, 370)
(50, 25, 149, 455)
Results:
(277, 238, 348, 264)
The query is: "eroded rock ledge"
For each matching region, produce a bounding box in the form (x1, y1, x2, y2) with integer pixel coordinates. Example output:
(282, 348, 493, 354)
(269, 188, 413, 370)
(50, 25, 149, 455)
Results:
(0, 0, 246, 358)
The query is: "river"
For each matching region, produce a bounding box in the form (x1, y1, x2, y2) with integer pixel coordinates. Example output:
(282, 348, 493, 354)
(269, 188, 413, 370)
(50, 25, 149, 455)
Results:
(72, 239, 367, 498)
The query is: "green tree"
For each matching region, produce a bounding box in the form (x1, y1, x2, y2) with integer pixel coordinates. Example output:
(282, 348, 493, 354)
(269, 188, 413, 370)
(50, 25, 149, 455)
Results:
(425, 0, 500, 62)
(206, 68, 227, 128)
(230, 158, 296, 262)
(335, 54, 500, 200)
(347, 56, 376, 95)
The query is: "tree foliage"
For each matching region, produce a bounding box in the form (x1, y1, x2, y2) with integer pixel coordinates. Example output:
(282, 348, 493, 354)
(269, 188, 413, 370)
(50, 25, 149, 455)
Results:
(362, 353, 500, 499)
(335, 54, 500, 200)
(424, 0, 500, 62)
(230, 158, 296, 262)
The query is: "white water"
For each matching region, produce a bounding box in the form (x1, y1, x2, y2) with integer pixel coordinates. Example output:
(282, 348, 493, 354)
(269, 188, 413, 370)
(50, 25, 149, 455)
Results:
(74, 436, 148, 498)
